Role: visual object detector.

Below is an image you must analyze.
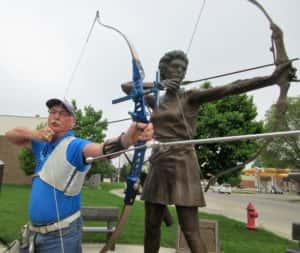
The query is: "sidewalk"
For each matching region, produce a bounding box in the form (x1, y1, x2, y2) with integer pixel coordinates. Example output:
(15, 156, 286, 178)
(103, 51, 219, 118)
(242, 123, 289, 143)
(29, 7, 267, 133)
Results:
(0, 243, 175, 253)
(83, 243, 175, 252)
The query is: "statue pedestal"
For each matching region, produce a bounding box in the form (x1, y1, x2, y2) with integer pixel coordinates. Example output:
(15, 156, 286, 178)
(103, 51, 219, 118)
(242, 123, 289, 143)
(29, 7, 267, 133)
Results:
(88, 173, 101, 188)
(176, 219, 220, 253)
(286, 222, 300, 253)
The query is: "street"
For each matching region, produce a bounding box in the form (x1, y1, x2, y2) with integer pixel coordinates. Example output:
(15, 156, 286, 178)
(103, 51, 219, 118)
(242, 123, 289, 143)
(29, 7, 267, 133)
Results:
(202, 190, 300, 240)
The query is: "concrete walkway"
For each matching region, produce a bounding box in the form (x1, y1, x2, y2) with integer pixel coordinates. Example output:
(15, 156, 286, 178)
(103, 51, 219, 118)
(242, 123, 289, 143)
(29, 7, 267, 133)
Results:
(83, 243, 175, 252)
(0, 243, 175, 253)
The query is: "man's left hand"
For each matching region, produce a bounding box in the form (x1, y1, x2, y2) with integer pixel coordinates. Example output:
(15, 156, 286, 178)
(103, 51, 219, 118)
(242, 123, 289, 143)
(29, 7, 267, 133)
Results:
(122, 122, 153, 148)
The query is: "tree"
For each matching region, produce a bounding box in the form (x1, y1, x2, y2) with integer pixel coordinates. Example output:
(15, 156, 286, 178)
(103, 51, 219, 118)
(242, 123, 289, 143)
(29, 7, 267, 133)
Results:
(72, 100, 116, 180)
(119, 163, 130, 182)
(86, 160, 116, 181)
(259, 96, 300, 170)
(73, 101, 107, 143)
(195, 83, 264, 185)
(18, 148, 36, 175)
(252, 159, 262, 168)
(18, 122, 46, 175)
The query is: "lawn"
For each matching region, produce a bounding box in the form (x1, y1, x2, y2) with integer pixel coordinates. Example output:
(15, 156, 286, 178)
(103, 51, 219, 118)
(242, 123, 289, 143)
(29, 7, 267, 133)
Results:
(0, 184, 297, 253)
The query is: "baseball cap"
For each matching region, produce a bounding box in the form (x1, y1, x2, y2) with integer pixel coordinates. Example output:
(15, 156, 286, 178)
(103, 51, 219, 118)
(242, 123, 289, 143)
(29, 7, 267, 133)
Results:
(46, 98, 76, 117)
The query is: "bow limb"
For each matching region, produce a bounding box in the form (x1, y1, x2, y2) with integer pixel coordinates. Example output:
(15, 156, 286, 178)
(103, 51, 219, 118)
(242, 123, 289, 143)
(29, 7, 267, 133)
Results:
(96, 11, 144, 80)
(99, 205, 132, 253)
(248, 0, 297, 128)
(269, 23, 293, 126)
(96, 12, 148, 253)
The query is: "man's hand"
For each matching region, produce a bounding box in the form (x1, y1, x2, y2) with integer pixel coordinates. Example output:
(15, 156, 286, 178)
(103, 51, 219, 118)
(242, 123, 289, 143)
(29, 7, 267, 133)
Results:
(121, 122, 154, 148)
(37, 127, 55, 142)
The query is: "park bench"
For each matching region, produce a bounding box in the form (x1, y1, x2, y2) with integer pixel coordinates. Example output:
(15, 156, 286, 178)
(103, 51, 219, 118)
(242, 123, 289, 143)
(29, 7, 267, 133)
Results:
(81, 206, 119, 251)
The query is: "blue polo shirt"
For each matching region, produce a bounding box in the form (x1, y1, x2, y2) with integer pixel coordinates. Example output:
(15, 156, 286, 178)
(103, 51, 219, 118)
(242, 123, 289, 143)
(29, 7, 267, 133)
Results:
(29, 130, 91, 224)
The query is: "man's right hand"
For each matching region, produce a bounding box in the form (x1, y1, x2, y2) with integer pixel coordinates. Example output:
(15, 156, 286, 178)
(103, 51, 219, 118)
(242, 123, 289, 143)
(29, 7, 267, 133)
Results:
(37, 127, 55, 142)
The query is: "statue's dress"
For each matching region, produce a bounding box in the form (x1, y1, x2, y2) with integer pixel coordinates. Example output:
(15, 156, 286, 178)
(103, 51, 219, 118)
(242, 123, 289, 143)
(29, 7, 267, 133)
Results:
(141, 90, 206, 207)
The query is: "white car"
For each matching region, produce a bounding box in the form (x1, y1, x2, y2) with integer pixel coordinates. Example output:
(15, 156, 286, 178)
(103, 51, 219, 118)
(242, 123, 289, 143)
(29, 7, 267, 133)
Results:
(211, 183, 220, 193)
(218, 183, 232, 194)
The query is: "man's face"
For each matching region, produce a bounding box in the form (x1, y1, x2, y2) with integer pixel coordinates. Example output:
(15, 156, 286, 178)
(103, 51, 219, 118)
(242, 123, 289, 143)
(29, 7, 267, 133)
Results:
(47, 104, 75, 135)
(164, 58, 187, 81)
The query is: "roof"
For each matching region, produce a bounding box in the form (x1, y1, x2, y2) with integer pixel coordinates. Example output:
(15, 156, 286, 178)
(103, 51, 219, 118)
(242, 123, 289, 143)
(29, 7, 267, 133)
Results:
(242, 167, 290, 177)
(0, 114, 47, 135)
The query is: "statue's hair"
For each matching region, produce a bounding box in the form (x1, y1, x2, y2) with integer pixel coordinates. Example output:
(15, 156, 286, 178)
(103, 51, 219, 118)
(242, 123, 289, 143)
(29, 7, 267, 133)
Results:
(159, 50, 189, 80)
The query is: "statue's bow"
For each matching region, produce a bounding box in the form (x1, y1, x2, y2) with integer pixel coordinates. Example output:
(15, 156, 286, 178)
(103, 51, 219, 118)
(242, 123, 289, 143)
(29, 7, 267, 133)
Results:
(203, 0, 298, 189)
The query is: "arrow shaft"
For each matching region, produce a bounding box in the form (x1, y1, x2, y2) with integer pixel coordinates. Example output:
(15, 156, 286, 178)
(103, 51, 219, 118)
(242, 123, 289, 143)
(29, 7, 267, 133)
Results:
(86, 130, 300, 163)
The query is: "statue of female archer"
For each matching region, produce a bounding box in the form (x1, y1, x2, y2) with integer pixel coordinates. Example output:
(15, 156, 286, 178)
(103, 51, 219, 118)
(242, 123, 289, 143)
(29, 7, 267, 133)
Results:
(122, 23, 295, 253)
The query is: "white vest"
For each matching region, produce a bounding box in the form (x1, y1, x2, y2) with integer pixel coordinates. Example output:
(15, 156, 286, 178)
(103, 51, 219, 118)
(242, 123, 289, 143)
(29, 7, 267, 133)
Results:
(37, 136, 90, 196)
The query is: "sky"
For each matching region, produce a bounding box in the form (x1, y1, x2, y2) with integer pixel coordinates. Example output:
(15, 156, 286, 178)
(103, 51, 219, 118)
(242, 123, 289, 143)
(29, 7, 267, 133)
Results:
(0, 0, 299, 139)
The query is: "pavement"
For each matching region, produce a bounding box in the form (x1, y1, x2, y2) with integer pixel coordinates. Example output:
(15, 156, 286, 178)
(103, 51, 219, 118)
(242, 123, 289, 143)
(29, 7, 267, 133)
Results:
(0, 243, 175, 253)
(83, 243, 175, 252)
(202, 189, 300, 240)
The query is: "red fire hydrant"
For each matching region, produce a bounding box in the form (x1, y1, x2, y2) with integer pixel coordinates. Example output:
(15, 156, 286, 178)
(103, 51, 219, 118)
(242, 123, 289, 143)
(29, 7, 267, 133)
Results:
(246, 202, 258, 230)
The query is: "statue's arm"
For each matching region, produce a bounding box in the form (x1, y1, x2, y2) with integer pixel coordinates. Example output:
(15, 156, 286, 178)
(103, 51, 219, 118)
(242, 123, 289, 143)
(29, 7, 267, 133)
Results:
(121, 82, 155, 109)
(188, 22, 295, 107)
(188, 74, 275, 106)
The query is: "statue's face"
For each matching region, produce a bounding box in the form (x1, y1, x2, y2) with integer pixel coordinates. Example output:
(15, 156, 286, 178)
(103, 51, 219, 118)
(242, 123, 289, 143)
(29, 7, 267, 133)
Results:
(164, 58, 187, 82)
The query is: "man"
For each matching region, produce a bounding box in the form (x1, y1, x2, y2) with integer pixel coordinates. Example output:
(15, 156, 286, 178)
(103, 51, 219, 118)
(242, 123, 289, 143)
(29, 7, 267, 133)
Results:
(5, 98, 153, 253)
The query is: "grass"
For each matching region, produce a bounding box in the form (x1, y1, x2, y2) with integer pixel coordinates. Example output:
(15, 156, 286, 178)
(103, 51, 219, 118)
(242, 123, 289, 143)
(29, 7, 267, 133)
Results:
(0, 184, 298, 252)
(287, 199, 300, 204)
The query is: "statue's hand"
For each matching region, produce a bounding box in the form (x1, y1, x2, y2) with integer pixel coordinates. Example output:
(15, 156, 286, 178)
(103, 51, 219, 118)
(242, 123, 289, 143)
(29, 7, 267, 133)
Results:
(273, 62, 297, 85)
(161, 78, 181, 92)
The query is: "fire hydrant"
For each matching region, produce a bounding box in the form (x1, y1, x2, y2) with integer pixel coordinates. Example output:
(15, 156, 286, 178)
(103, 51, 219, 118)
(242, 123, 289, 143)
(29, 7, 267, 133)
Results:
(246, 202, 258, 230)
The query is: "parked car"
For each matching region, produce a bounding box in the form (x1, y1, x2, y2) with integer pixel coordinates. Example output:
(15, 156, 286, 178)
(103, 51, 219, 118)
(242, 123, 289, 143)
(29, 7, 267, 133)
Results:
(211, 183, 232, 194)
(218, 183, 232, 194)
(211, 183, 220, 193)
(271, 185, 283, 194)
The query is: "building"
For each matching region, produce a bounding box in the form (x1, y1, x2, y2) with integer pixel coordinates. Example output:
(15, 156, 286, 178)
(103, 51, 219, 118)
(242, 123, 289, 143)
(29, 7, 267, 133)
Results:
(0, 114, 47, 185)
(241, 167, 299, 193)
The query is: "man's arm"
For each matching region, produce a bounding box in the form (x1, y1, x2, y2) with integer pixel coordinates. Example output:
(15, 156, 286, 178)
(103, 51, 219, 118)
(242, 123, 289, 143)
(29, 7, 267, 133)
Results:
(83, 122, 153, 160)
(5, 127, 54, 148)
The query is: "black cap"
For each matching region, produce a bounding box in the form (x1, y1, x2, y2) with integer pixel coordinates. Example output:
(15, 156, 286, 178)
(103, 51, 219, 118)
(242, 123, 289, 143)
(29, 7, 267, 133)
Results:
(46, 98, 76, 117)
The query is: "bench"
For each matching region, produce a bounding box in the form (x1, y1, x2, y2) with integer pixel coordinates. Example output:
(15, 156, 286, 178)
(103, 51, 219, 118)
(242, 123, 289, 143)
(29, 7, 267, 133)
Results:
(81, 206, 119, 251)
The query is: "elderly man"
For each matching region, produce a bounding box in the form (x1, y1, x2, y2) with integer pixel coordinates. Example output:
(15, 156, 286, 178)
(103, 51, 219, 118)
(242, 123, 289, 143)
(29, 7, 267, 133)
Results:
(5, 98, 153, 253)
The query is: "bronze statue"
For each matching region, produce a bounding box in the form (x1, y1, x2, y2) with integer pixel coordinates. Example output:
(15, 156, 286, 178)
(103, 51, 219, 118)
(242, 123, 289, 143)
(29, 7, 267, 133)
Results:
(121, 22, 295, 253)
